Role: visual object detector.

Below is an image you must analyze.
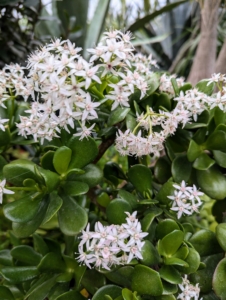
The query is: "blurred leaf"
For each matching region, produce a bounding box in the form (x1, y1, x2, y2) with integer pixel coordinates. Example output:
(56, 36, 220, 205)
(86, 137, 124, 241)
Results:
(132, 34, 169, 46)
(92, 285, 122, 300)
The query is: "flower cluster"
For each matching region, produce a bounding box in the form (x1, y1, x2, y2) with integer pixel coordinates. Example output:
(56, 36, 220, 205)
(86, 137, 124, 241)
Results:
(174, 88, 212, 121)
(168, 181, 203, 219)
(159, 74, 184, 96)
(0, 179, 14, 204)
(76, 211, 148, 270)
(178, 275, 201, 300)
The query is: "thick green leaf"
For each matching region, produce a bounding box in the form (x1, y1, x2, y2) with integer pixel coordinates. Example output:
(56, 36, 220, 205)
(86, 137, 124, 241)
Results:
(216, 223, 226, 252)
(0, 266, 39, 283)
(42, 192, 63, 224)
(53, 146, 72, 174)
(82, 269, 106, 295)
(0, 286, 15, 300)
(56, 291, 86, 300)
(105, 266, 134, 288)
(196, 166, 226, 200)
(126, 113, 137, 131)
(97, 192, 111, 208)
(141, 240, 160, 266)
(156, 180, 174, 205)
(187, 140, 203, 162)
(38, 167, 60, 193)
(0, 155, 7, 177)
(58, 195, 88, 235)
(3, 194, 42, 223)
(154, 156, 171, 184)
(0, 125, 11, 147)
(213, 257, 226, 299)
(141, 207, 162, 232)
(92, 285, 122, 300)
(118, 190, 138, 209)
(171, 154, 192, 182)
(162, 280, 178, 295)
(41, 150, 55, 172)
(3, 159, 42, 186)
(75, 164, 103, 187)
(204, 130, 226, 152)
(196, 79, 214, 95)
(127, 0, 186, 32)
(108, 107, 130, 126)
(159, 265, 182, 284)
(131, 264, 163, 296)
(27, 275, 58, 300)
(106, 198, 132, 225)
(164, 257, 188, 267)
(128, 164, 152, 194)
(158, 230, 184, 257)
(0, 250, 13, 266)
(33, 233, 49, 256)
(156, 219, 180, 240)
(12, 197, 49, 238)
(189, 229, 222, 256)
(190, 253, 223, 294)
(38, 252, 66, 273)
(193, 153, 215, 170)
(11, 246, 42, 266)
(213, 150, 226, 168)
(67, 136, 98, 169)
(176, 248, 200, 274)
(62, 181, 89, 196)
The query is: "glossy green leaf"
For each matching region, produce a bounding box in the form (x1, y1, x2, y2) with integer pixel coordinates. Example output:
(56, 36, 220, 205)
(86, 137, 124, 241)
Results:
(156, 180, 174, 205)
(164, 257, 188, 267)
(56, 291, 86, 300)
(216, 223, 226, 252)
(158, 230, 184, 257)
(63, 256, 86, 289)
(81, 269, 106, 295)
(162, 280, 178, 295)
(156, 219, 180, 240)
(0, 286, 15, 300)
(3, 159, 42, 186)
(204, 130, 226, 152)
(196, 79, 214, 95)
(213, 257, 226, 299)
(62, 181, 89, 196)
(141, 207, 163, 232)
(41, 150, 55, 172)
(97, 192, 111, 208)
(159, 265, 182, 284)
(122, 288, 137, 300)
(33, 233, 49, 256)
(3, 194, 42, 223)
(128, 164, 152, 193)
(154, 157, 171, 184)
(106, 199, 132, 225)
(190, 253, 224, 293)
(141, 240, 160, 266)
(187, 140, 203, 162)
(0, 266, 39, 283)
(172, 154, 192, 182)
(67, 136, 98, 169)
(131, 264, 163, 296)
(214, 106, 226, 125)
(92, 285, 122, 300)
(126, 113, 137, 131)
(189, 229, 222, 256)
(53, 146, 72, 175)
(153, 92, 171, 111)
(38, 167, 60, 193)
(213, 150, 226, 168)
(196, 166, 226, 200)
(11, 245, 42, 266)
(176, 248, 200, 274)
(0, 125, 11, 147)
(75, 164, 103, 187)
(23, 178, 36, 187)
(38, 252, 66, 273)
(108, 107, 130, 126)
(26, 275, 58, 300)
(12, 198, 49, 238)
(105, 266, 134, 288)
(172, 245, 189, 260)
(42, 192, 63, 224)
(193, 152, 215, 170)
(58, 195, 88, 235)
(0, 250, 13, 266)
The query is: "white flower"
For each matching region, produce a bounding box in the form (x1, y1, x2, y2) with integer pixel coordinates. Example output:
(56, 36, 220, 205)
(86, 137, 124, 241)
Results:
(0, 179, 14, 204)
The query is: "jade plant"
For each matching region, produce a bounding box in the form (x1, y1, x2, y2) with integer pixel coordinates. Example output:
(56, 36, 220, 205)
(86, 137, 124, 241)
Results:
(0, 29, 226, 300)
